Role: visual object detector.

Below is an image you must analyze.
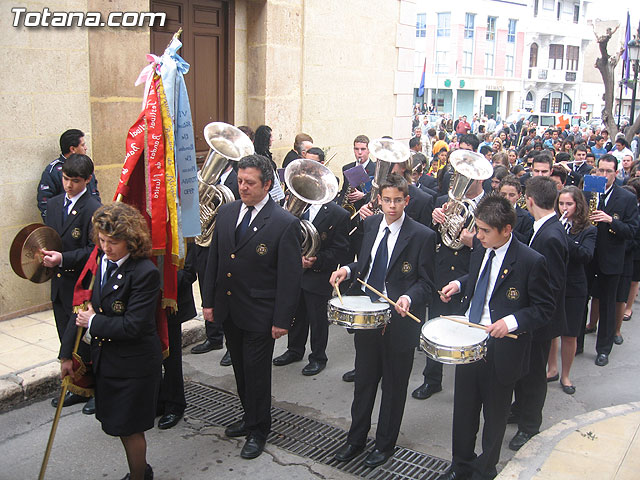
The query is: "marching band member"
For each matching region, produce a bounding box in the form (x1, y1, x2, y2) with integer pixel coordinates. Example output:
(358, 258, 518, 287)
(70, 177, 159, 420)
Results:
(330, 173, 435, 467)
(546, 186, 596, 394)
(437, 196, 554, 480)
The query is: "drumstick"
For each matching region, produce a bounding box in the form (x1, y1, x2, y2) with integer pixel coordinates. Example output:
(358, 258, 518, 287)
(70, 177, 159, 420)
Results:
(357, 279, 420, 324)
(440, 315, 518, 339)
(334, 265, 344, 305)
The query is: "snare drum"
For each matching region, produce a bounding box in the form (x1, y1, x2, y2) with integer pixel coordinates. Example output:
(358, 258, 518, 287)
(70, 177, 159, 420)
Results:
(420, 316, 488, 364)
(327, 296, 391, 329)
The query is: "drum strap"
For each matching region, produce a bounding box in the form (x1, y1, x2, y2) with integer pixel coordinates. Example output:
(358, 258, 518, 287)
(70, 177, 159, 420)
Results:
(468, 250, 495, 324)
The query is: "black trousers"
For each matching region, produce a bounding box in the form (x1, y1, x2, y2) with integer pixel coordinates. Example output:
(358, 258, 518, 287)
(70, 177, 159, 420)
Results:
(287, 290, 330, 363)
(451, 359, 515, 480)
(422, 357, 443, 385)
(52, 295, 72, 341)
(224, 320, 275, 442)
(347, 330, 414, 452)
(195, 245, 224, 345)
(511, 339, 552, 435)
(158, 321, 186, 415)
(595, 272, 620, 355)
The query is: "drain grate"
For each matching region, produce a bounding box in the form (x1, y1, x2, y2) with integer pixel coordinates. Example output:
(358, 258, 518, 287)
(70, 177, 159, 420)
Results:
(185, 382, 450, 479)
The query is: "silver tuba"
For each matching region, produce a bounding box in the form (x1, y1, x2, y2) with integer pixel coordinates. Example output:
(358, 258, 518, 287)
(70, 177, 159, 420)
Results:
(195, 122, 255, 247)
(284, 158, 339, 257)
(439, 150, 493, 250)
(368, 138, 411, 212)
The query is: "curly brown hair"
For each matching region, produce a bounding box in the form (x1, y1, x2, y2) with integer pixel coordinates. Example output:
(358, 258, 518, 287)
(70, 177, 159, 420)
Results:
(555, 186, 589, 234)
(92, 203, 152, 259)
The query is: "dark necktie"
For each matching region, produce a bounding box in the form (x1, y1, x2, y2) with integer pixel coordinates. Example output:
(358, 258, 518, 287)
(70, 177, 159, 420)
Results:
(367, 227, 390, 302)
(62, 198, 71, 222)
(235, 206, 254, 243)
(564, 222, 572, 234)
(469, 250, 496, 324)
(102, 260, 117, 290)
(301, 209, 310, 221)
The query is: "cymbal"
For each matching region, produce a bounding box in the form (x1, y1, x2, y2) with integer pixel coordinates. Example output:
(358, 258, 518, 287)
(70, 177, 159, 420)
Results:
(10, 224, 62, 283)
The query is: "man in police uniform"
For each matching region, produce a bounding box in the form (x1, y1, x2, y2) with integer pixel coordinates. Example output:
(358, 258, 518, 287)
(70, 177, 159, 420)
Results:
(202, 154, 302, 460)
(37, 129, 100, 221)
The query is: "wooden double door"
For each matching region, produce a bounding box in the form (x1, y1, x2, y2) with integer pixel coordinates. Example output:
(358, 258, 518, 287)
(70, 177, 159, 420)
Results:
(151, 0, 234, 161)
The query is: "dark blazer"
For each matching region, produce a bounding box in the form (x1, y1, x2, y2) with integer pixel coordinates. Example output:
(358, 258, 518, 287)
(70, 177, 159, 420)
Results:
(221, 168, 240, 200)
(38, 155, 100, 221)
(417, 174, 438, 192)
(45, 191, 102, 303)
(60, 255, 162, 378)
(457, 237, 555, 384)
(282, 149, 299, 169)
(168, 243, 197, 324)
(405, 184, 434, 228)
(566, 225, 597, 297)
(302, 202, 351, 296)
(591, 185, 639, 275)
(346, 214, 436, 350)
(336, 159, 376, 209)
(567, 162, 593, 187)
(529, 216, 569, 341)
(514, 206, 534, 244)
(202, 197, 303, 333)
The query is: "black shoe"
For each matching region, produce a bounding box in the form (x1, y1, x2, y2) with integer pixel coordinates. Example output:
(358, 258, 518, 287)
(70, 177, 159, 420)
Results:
(342, 369, 356, 383)
(158, 412, 183, 430)
(623, 312, 632, 321)
(191, 339, 223, 354)
(595, 353, 609, 366)
(585, 326, 596, 334)
(240, 435, 265, 459)
(51, 391, 89, 408)
(333, 443, 364, 462)
(546, 373, 559, 383)
(560, 381, 576, 395)
(120, 464, 153, 480)
(272, 351, 303, 366)
(302, 361, 326, 376)
(437, 469, 468, 480)
(507, 412, 519, 425)
(82, 397, 96, 415)
(509, 430, 536, 451)
(614, 335, 624, 345)
(411, 383, 442, 400)
(225, 419, 248, 438)
(220, 350, 232, 366)
(363, 448, 393, 467)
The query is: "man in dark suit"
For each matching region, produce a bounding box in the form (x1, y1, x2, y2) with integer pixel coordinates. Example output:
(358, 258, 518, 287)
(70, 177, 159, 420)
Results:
(330, 173, 436, 468)
(336, 135, 377, 260)
(412, 139, 484, 400)
(498, 175, 533, 244)
(42, 154, 101, 413)
(273, 167, 351, 375)
(588, 154, 639, 366)
(565, 144, 593, 186)
(157, 243, 197, 429)
(191, 161, 240, 358)
(508, 176, 568, 451)
(282, 133, 313, 168)
(437, 196, 554, 480)
(202, 154, 302, 459)
(37, 129, 100, 221)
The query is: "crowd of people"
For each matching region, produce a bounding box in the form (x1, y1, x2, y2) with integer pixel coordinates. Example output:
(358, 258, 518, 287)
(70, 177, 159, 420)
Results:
(35, 118, 640, 480)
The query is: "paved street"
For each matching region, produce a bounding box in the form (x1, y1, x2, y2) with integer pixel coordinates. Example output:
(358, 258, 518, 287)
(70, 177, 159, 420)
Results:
(0, 305, 639, 479)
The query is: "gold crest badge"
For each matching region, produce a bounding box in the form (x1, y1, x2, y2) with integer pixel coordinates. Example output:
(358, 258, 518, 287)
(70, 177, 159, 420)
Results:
(256, 244, 268, 256)
(613, 213, 620, 220)
(401, 262, 412, 273)
(112, 300, 126, 314)
(71, 227, 82, 239)
(321, 231, 328, 241)
(506, 287, 520, 301)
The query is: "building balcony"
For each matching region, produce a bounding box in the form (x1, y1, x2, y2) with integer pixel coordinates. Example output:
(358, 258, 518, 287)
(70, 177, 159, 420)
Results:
(527, 67, 578, 85)
(566, 71, 577, 82)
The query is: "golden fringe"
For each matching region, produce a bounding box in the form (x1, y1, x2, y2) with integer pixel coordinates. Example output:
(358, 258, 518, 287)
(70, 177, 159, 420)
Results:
(72, 301, 89, 314)
(67, 383, 95, 397)
(162, 347, 170, 360)
(161, 298, 178, 312)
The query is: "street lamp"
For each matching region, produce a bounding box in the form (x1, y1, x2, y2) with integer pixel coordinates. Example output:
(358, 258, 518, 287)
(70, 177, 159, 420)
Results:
(628, 36, 640, 128)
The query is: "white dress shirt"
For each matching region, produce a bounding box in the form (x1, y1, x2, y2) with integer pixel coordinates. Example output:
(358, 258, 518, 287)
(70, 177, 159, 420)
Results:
(86, 253, 131, 336)
(236, 194, 269, 228)
(64, 187, 88, 216)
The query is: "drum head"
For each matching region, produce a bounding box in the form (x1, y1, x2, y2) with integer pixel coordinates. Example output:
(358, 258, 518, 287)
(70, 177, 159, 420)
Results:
(422, 317, 488, 346)
(328, 295, 389, 312)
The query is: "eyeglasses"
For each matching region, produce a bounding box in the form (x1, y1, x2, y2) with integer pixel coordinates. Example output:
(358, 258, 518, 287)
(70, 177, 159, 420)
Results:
(381, 197, 405, 205)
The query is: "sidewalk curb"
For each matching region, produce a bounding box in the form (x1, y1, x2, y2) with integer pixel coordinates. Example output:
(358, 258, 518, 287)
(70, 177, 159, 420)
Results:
(0, 318, 206, 412)
(496, 401, 640, 479)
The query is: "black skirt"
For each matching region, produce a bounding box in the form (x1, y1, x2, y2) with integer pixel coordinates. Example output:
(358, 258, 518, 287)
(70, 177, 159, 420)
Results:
(564, 296, 587, 337)
(95, 370, 161, 437)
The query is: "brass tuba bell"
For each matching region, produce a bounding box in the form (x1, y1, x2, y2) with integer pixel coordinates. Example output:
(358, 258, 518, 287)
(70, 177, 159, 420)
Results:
(439, 149, 493, 250)
(284, 158, 339, 257)
(368, 138, 411, 212)
(195, 122, 255, 247)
